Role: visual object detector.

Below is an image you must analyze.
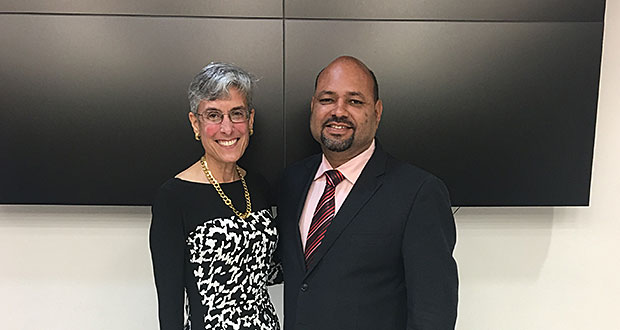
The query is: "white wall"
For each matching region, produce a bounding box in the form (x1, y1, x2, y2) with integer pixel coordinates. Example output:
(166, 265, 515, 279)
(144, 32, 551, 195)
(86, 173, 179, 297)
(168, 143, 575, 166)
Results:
(2, 3, 618, 330)
(453, 2, 620, 328)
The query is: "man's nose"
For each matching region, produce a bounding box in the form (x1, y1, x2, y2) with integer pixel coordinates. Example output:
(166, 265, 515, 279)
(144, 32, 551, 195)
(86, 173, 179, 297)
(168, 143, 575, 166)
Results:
(331, 99, 348, 116)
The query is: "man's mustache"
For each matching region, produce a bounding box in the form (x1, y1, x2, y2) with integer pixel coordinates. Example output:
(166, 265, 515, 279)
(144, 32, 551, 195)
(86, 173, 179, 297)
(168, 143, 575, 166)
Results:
(322, 115, 355, 128)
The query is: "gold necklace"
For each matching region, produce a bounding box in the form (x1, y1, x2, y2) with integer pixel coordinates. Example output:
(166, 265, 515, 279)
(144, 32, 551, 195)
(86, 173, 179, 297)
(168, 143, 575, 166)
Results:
(200, 156, 252, 219)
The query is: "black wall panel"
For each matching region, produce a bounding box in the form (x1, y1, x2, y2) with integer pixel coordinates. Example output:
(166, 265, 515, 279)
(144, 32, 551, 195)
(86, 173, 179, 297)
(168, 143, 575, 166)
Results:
(285, 0, 605, 21)
(0, 0, 605, 206)
(0, 15, 283, 205)
(0, 0, 282, 17)
(284, 21, 602, 206)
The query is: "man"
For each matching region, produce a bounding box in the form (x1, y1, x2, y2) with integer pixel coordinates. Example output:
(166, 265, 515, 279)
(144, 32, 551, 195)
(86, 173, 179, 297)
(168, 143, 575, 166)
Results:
(277, 56, 458, 330)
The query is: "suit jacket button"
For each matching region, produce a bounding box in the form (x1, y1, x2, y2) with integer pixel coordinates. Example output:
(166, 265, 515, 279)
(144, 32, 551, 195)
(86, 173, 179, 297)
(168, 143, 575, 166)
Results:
(300, 283, 309, 292)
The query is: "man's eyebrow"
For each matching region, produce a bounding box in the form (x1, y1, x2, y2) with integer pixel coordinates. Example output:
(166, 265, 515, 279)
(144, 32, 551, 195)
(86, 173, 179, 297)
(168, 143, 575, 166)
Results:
(315, 90, 335, 97)
(315, 91, 366, 97)
(347, 91, 365, 98)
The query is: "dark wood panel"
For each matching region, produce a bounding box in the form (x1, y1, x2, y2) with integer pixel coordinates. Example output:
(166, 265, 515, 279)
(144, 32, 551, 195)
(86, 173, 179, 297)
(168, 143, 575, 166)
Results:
(0, 0, 282, 17)
(285, 20, 603, 206)
(285, 0, 605, 21)
(0, 16, 283, 205)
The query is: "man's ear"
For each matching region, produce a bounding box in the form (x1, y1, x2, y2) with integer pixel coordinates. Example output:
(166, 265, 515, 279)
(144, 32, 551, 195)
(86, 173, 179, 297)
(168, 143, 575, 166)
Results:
(374, 99, 383, 124)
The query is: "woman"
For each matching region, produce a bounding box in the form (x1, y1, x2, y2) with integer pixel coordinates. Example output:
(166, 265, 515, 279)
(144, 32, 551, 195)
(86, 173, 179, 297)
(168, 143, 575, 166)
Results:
(150, 62, 280, 330)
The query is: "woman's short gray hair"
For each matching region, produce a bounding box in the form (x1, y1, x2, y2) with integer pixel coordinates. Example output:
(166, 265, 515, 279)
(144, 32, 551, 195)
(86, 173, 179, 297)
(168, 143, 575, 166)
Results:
(188, 62, 256, 114)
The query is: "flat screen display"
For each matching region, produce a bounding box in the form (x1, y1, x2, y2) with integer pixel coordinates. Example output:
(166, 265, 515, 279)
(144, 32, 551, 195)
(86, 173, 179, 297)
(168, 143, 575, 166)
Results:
(0, 1, 605, 206)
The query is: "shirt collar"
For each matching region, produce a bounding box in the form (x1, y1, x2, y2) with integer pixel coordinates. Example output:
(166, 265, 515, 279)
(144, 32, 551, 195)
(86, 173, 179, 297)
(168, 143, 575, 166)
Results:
(314, 139, 376, 185)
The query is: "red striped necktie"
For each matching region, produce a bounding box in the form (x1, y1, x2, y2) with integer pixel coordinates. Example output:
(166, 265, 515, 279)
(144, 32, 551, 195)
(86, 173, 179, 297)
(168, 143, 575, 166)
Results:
(304, 169, 346, 268)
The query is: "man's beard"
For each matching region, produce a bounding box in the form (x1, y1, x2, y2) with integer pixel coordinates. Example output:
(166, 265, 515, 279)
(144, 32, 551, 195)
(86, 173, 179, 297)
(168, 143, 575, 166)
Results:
(319, 115, 355, 152)
(321, 133, 354, 152)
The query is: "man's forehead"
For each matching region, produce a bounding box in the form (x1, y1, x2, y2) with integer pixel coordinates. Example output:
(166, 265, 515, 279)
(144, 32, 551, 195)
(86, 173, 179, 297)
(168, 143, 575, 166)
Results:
(314, 80, 372, 98)
(316, 67, 373, 91)
(314, 89, 366, 97)
(321, 60, 369, 78)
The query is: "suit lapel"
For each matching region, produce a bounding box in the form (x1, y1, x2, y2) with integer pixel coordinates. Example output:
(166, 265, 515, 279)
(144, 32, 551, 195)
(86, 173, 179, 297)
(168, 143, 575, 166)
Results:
(305, 146, 388, 275)
(291, 156, 321, 273)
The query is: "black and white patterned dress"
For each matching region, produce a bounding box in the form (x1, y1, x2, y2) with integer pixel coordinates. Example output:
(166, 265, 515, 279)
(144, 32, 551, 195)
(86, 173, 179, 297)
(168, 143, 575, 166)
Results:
(150, 174, 281, 330)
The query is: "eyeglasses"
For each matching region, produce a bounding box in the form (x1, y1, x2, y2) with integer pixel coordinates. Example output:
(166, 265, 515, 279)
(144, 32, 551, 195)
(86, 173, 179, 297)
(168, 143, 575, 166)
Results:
(196, 108, 250, 124)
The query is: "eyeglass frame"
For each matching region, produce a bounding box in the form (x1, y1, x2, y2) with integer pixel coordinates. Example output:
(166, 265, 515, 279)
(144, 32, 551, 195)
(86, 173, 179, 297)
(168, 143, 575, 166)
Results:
(194, 107, 252, 124)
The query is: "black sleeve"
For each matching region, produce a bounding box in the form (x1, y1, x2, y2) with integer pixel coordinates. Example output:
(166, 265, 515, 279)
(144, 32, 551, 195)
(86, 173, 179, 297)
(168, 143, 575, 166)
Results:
(268, 202, 284, 286)
(150, 186, 186, 330)
(402, 175, 459, 330)
(267, 252, 284, 286)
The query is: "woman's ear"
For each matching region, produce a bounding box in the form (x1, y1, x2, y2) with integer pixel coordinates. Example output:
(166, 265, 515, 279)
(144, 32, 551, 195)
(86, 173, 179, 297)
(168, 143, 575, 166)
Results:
(248, 109, 255, 131)
(189, 111, 200, 134)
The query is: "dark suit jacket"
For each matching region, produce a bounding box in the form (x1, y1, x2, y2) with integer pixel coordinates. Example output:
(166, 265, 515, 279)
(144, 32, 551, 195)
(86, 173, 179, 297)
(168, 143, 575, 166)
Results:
(276, 144, 458, 330)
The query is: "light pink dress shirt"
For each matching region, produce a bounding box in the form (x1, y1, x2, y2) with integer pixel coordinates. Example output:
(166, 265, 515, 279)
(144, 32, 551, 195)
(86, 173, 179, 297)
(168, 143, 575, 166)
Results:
(299, 140, 376, 249)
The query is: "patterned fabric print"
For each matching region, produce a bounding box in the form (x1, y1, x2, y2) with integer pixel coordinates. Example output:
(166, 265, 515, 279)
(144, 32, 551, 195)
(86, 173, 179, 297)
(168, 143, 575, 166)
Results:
(187, 209, 280, 330)
(184, 289, 191, 330)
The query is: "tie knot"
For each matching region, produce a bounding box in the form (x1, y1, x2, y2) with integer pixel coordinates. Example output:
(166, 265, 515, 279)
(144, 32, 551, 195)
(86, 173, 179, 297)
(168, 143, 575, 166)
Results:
(324, 170, 345, 187)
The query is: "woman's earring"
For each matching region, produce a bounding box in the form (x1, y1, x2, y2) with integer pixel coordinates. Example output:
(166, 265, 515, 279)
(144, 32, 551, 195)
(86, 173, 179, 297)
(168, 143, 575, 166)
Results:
(195, 131, 200, 141)
(249, 128, 254, 136)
